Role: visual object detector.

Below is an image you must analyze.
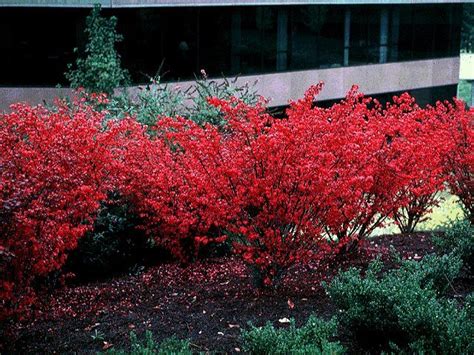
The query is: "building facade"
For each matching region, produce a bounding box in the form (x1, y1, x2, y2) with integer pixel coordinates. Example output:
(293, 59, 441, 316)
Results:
(0, 0, 467, 109)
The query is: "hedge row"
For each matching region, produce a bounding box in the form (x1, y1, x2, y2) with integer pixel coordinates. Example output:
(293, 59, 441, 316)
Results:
(1, 84, 473, 319)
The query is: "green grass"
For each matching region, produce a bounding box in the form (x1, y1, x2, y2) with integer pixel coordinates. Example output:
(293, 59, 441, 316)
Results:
(371, 192, 465, 236)
(457, 80, 472, 106)
(416, 193, 465, 231)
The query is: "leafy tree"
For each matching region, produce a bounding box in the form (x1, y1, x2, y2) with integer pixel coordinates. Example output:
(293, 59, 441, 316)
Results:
(462, 3, 474, 53)
(66, 4, 129, 95)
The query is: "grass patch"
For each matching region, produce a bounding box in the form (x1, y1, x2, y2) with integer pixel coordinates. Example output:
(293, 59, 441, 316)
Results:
(458, 80, 472, 106)
(371, 192, 465, 236)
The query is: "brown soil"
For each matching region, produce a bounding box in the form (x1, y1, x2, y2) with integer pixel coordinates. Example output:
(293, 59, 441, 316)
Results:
(2, 233, 472, 354)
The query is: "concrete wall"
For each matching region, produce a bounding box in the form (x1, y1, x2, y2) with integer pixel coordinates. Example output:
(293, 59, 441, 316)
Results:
(0, 57, 460, 111)
(0, 0, 467, 7)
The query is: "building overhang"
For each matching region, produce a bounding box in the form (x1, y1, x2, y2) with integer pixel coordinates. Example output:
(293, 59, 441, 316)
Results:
(0, 57, 460, 110)
(0, 0, 469, 8)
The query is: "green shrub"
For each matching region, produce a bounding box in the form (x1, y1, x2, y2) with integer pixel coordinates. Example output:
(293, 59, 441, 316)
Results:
(186, 74, 259, 127)
(398, 253, 462, 295)
(324, 256, 472, 354)
(66, 4, 129, 95)
(433, 219, 474, 272)
(107, 74, 259, 129)
(107, 76, 185, 126)
(65, 196, 151, 280)
(105, 331, 191, 355)
(241, 315, 345, 355)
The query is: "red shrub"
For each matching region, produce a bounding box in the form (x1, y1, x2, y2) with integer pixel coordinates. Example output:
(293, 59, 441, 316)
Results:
(443, 100, 474, 222)
(116, 83, 472, 285)
(383, 95, 455, 233)
(3, 82, 471, 305)
(284, 85, 422, 253)
(112, 116, 223, 262)
(0, 96, 117, 319)
(170, 94, 333, 285)
(115, 90, 335, 285)
(286, 88, 466, 238)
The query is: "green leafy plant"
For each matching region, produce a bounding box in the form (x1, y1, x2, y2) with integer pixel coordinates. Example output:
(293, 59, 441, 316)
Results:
(462, 3, 474, 53)
(433, 219, 474, 272)
(324, 256, 472, 353)
(66, 4, 129, 95)
(186, 72, 260, 127)
(241, 315, 345, 354)
(91, 329, 106, 342)
(64, 194, 151, 280)
(107, 72, 259, 129)
(104, 331, 191, 355)
(397, 253, 463, 295)
(107, 75, 185, 127)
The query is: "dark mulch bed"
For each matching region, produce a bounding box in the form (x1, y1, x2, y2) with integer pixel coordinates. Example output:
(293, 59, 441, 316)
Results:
(2, 232, 473, 354)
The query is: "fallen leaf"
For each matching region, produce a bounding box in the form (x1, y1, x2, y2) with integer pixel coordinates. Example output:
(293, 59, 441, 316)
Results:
(84, 322, 100, 331)
(278, 317, 291, 324)
(287, 299, 295, 309)
(102, 342, 113, 350)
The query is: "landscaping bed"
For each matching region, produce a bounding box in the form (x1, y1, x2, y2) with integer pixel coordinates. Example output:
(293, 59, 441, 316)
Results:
(4, 232, 472, 354)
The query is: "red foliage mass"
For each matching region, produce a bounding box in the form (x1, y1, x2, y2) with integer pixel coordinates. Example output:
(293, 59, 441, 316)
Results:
(0, 95, 121, 320)
(116, 83, 473, 285)
(443, 101, 474, 222)
(1, 84, 473, 320)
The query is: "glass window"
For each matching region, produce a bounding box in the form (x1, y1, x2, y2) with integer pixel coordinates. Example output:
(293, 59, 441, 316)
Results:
(318, 6, 344, 68)
(289, 6, 320, 70)
(198, 8, 232, 77)
(289, 6, 343, 70)
(397, 6, 414, 61)
(0, 4, 463, 86)
(238, 7, 277, 75)
(0, 8, 86, 86)
(114, 8, 166, 83)
(411, 6, 435, 60)
(117, 8, 199, 83)
(349, 6, 380, 65)
(396, 4, 460, 62)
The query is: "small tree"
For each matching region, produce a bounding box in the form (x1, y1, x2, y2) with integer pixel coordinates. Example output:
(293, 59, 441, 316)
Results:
(66, 4, 129, 95)
(461, 4, 474, 53)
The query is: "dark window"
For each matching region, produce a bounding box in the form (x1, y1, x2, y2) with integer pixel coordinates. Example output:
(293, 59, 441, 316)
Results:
(411, 6, 435, 60)
(396, 4, 461, 62)
(289, 6, 320, 70)
(238, 7, 277, 75)
(451, 5, 462, 56)
(114, 9, 166, 83)
(0, 4, 463, 86)
(349, 6, 380, 65)
(0, 8, 86, 86)
(318, 6, 344, 68)
(289, 6, 344, 70)
(197, 8, 232, 77)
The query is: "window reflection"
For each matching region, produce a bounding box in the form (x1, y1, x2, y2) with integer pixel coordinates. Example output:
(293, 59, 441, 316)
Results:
(0, 4, 463, 86)
(289, 6, 344, 70)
